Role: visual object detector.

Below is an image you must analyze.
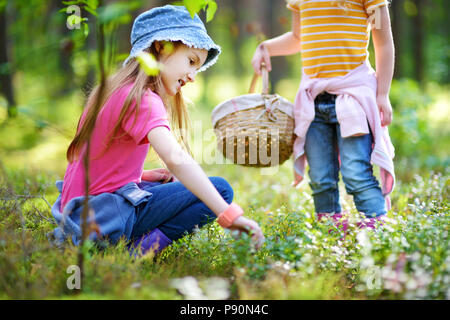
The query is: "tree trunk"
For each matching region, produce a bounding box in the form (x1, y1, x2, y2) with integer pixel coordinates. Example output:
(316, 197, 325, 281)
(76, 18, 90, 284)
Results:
(81, 16, 97, 101)
(391, 0, 403, 79)
(265, 0, 287, 94)
(230, 0, 245, 75)
(412, 0, 424, 84)
(57, 0, 75, 95)
(0, 5, 16, 117)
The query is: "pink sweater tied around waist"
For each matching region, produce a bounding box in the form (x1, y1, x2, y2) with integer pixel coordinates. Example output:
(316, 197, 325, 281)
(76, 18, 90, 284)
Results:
(293, 60, 395, 209)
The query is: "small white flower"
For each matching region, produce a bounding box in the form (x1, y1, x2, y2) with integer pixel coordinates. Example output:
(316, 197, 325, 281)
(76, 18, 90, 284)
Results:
(357, 230, 372, 251)
(405, 278, 418, 290)
(170, 276, 206, 300)
(202, 277, 230, 300)
(360, 256, 374, 269)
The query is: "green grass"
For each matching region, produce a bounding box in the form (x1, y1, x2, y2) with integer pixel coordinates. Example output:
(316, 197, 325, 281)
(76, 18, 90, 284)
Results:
(0, 78, 449, 300)
(0, 163, 448, 300)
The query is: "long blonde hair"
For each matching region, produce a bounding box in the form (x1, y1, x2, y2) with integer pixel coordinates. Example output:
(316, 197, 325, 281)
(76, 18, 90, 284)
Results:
(67, 41, 191, 163)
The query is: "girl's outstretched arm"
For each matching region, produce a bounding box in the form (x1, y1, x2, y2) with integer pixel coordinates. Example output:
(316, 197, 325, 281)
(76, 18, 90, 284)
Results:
(252, 10, 301, 76)
(147, 126, 265, 247)
(372, 5, 395, 126)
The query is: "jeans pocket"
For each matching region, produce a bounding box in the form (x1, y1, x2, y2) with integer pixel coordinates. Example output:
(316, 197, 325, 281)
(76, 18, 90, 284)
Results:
(115, 182, 153, 207)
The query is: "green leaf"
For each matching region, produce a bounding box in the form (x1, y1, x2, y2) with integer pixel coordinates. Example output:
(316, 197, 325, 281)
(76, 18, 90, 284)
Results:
(81, 239, 95, 260)
(84, 0, 99, 11)
(0, 0, 7, 12)
(183, 0, 204, 18)
(84, 5, 98, 17)
(83, 22, 90, 37)
(67, 14, 82, 27)
(62, 1, 82, 5)
(205, 0, 217, 22)
(136, 52, 160, 76)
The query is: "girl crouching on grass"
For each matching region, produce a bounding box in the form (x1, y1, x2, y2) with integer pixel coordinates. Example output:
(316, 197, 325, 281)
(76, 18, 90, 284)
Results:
(50, 5, 265, 255)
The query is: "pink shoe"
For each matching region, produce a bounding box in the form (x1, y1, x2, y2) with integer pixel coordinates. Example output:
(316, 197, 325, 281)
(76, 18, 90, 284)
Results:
(317, 212, 349, 233)
(357, 215, 386, 230)
(317, 212, 385, 235)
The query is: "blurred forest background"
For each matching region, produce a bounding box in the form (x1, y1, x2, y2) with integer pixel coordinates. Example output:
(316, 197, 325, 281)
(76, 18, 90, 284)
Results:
(0, 0, 448, 180)
(0, 0, 449, 300)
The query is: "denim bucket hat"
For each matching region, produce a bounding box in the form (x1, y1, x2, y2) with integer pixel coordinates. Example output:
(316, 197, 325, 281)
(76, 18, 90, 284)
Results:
(123, 5, 221, 72)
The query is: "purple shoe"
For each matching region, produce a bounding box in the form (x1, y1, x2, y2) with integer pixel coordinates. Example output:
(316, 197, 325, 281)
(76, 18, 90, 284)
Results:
(357, 215, 386, 230)
(129, 228, 172, 256)
(317, 212, 386, 235)
(317, 212, 349, 233)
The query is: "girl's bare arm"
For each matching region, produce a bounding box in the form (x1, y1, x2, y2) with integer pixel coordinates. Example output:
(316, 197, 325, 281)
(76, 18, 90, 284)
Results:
(372, 5, 395, 126)
(264, 10, 301, 56)
(147, 126, 265, 246)
(148, 126, 229, 215)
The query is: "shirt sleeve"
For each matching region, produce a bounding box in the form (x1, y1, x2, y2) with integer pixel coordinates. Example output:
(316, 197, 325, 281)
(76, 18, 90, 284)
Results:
(286, 0, 300, 12)
(122, 90, 171, 145)
(364, 0, 388, 12)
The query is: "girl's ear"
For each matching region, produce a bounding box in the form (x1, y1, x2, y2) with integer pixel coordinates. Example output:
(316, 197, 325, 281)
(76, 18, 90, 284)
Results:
(154, 41, 161, 54)
(155, 41, 176, 57)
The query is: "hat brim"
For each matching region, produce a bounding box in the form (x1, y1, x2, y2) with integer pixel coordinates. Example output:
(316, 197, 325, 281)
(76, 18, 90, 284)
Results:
(123, 27, 221, 73)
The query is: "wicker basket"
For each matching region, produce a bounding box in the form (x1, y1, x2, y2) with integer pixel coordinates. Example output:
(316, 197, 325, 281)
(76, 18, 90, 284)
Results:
(211, 65, 295, 167)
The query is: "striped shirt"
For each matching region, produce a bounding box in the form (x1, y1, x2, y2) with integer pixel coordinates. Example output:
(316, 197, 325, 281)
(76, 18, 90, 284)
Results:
(287, 0, 388, 78)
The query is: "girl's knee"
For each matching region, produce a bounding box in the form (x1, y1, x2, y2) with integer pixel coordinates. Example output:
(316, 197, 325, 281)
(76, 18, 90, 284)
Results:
(209, 176, 234, 204)
(309, 174, 339, 195)
(341, 169, 379, 194)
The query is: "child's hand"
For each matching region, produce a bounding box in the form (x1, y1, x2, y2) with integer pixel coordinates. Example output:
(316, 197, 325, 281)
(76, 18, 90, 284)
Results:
(377, 94, 393, 126)
(142, 168, 176, 183)
(251, 43, 272, 76)
(292, 169, 302, 187)
(228, 216, 265, 249)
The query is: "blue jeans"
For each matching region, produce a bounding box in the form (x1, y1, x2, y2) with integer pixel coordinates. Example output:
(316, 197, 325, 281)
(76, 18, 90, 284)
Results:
(130, 177, 233, 241)
(304, 95, 386, 217)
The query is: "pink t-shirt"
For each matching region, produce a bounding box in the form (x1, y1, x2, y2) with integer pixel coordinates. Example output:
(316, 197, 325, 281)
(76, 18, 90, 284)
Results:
(60, 83, 170, 211)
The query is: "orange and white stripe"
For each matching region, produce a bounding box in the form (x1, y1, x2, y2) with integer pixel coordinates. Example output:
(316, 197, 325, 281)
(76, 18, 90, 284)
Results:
(287, 0, 388, 78)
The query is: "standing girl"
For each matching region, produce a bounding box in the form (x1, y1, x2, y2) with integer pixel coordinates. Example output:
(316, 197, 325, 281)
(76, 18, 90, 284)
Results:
(50, 5, 264, 254)
(251, 0, 395, 227)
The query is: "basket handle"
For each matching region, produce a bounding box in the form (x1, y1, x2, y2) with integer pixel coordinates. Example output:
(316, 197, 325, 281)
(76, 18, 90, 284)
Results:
(249, 62, 269, 95)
